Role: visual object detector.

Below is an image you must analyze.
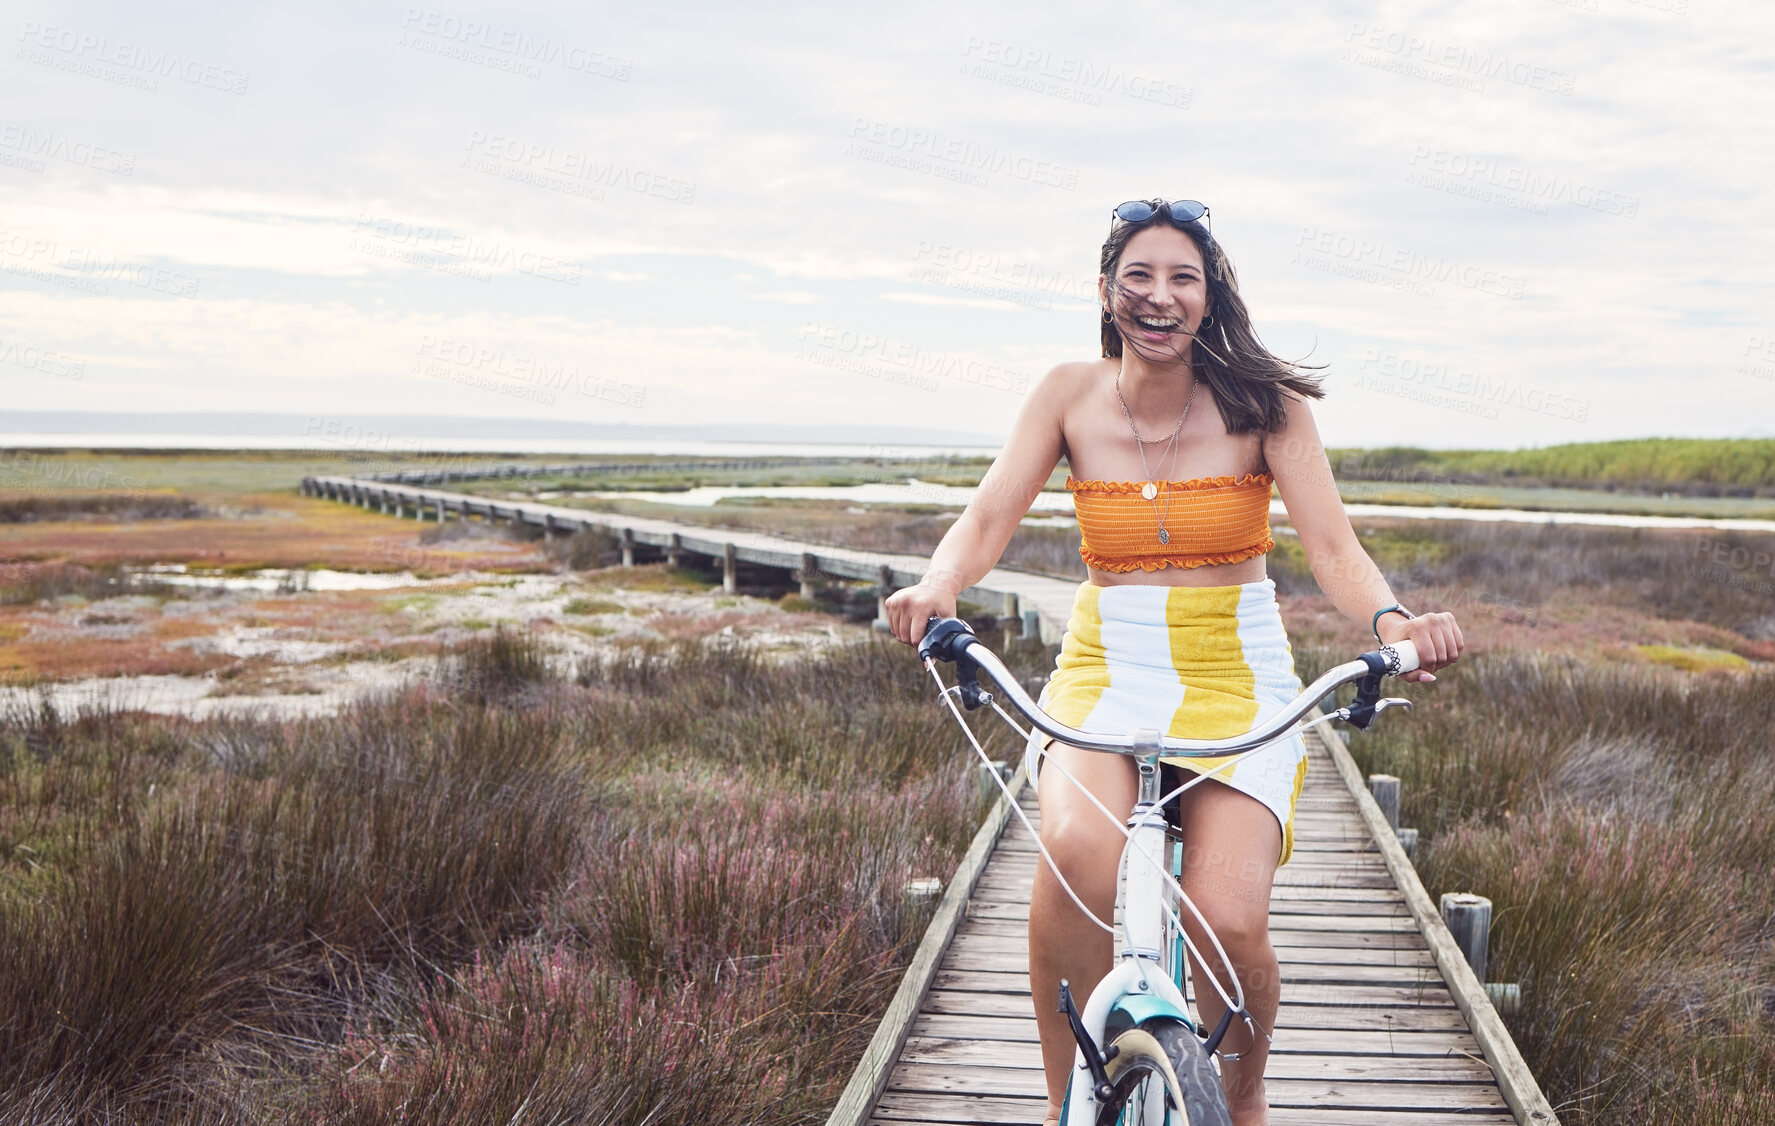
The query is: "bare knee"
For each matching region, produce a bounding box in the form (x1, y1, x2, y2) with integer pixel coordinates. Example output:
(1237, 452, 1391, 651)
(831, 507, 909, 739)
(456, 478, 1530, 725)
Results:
(1188, 899, 1273, 969)
(1036, 811, 1121, 907)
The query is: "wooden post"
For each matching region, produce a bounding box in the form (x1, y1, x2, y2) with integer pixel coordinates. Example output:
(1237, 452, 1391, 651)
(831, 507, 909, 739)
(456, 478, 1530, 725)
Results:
(621, 527, 636, 568)
(1396, 827, 1420, 857)
(666, 533, 682, 568)
(1485, 982, 1522, 1015)
(799, 552, 818, 600)
(723, 543, 737, 594)
(1001, 591, 1019, 619)
(1440, 892, 1493, 984)
(1021, 608, 1041, 641)
(1368, 773, 1401, 832)
(874, 565, 894, 631)
(977, 759, 1009, 802)
(435, 501, 446, 523)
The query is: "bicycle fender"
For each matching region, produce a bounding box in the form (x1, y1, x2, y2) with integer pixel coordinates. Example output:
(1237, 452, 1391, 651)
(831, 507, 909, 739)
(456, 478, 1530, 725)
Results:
(1066, 959, 1199, 1117)
(1110, 990, 1192, 1030)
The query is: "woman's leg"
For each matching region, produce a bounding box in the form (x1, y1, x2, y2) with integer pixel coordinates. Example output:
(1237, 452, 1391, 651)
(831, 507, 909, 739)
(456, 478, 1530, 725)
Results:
(1175, 778, 1284, 1126)
(1029, 740, 1137, 1126)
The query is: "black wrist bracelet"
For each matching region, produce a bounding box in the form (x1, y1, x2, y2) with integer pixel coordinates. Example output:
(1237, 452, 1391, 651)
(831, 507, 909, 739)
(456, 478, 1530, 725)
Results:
(1372, 604, 1415, 641)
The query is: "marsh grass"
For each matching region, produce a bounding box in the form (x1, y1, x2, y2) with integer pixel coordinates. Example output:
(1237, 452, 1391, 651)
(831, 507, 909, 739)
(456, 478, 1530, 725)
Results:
(0, 630, 1040, 1124)
(1303, 643, 1775, 1123)
(1272, 521, 1775, 642)
(0, 561, 179, 605)
(0, 494, 208, 523)
(436, 624, 555, 704)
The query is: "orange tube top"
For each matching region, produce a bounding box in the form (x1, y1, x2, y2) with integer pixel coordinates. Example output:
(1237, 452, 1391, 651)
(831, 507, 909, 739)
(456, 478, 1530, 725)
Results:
(1066, 473, 1276, 573)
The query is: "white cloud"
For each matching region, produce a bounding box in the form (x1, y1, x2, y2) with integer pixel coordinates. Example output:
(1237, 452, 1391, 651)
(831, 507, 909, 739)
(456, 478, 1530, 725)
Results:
(1, 0, 1770, 445)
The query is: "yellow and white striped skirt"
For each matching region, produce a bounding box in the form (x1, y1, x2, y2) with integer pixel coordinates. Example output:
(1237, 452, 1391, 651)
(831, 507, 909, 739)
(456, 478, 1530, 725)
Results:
(1027, 578, 1310, 864)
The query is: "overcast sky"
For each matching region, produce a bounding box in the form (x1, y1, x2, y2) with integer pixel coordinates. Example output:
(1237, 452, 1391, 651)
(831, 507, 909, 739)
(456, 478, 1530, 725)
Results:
(2, 0, 1772, 450)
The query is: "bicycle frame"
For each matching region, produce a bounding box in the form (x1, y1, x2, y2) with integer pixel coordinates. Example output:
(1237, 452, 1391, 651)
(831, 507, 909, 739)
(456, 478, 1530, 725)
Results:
(1057, 755, 1195, 1125)
(918, 616, 1419, 1124)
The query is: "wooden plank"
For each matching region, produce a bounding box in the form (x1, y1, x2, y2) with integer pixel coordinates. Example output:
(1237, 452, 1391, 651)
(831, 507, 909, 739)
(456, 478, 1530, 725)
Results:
(966, 900, 1421, 930)
(926, 978, 1458, 1012)
(872, 1096, 1516, 1126)
(909, 1014, 1487, 1058)
(821, 769, 1028, 1126)
(872, 1092, 1043, 1125)
(1269, 1113, 1514, 1126)
(1266, 1078, 1510, 1110)
(937, 951, 1448, 987)
(1315, 725, 1561, 1126)
(887, 1061, 1044, 1097)
(948, 930, 1435, 965)
(897, 1042, 1496, 1087)
(1273, 1005, 1473, 1031)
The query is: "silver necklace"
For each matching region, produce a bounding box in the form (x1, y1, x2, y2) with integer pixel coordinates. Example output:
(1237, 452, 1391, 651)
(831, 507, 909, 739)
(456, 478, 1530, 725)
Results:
(1115, 373, 1198, 545)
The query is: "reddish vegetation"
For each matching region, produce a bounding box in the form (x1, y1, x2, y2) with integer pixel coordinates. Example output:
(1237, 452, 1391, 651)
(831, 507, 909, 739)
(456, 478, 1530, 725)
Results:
(0, 494, 550, 574)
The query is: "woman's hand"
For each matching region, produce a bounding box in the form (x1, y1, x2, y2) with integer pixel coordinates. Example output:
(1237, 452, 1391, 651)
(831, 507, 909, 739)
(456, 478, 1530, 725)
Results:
(1377, 610, 1464, 683)
(884, 582, 958, 646)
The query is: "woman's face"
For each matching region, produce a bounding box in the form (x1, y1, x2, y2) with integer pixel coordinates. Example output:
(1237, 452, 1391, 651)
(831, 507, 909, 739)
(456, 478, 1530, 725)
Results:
(1100, 224, 1210, 361)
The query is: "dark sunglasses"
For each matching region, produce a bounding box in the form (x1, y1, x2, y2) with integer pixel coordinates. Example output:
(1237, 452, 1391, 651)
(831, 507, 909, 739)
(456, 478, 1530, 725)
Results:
(1113, 199, 1210, 228)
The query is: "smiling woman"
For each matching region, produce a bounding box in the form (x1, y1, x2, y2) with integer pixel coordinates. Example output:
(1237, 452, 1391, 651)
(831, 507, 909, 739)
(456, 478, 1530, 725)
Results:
(884, 198, 1468, 1125)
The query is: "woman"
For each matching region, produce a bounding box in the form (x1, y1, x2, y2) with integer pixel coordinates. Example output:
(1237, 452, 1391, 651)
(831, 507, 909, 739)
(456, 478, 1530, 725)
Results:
(884, 199, 1465, 1125)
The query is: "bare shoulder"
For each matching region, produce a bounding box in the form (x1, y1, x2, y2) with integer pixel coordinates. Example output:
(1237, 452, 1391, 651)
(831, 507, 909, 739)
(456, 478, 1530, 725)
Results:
(1031, 358, 1108, 405)
(1263, 392, 1326, 456)
(1038, 358, 1106, 387)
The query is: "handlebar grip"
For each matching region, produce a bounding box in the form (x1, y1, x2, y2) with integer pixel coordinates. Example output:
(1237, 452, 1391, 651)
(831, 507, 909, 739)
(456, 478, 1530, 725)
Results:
(1373, 638, 1420, 676)
(918, 615, 978, 663)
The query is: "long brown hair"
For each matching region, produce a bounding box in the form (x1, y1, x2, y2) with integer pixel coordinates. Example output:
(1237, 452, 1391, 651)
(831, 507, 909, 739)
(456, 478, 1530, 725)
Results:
(1100, 200, 1324, 434)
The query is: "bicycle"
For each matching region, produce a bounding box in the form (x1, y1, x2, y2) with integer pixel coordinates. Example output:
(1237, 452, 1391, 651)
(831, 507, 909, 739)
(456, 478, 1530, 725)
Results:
(917, 615, 1421, 1126)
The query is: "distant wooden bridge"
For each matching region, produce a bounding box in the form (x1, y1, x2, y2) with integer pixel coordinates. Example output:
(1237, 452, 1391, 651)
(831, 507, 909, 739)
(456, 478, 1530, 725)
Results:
(304, 472, 1560, 1125)
(300, 473, 1080, 641)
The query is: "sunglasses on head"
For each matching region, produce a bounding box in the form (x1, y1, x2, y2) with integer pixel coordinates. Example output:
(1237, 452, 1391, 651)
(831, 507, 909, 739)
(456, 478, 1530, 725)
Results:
(1113, 199, 1210, 228)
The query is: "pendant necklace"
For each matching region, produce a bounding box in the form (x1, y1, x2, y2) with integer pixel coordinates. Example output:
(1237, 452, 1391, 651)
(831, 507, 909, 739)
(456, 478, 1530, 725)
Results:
(1115, 372, 1198, 546)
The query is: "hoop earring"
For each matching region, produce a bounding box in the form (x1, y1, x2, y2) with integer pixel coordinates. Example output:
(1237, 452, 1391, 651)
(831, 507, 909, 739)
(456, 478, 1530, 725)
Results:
(1201, 314, 1214, 329)
(1102, 308, 1112, 323)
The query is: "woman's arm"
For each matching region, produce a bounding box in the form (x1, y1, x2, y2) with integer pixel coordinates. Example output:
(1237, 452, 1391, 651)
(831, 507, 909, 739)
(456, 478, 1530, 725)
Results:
(1263, 395, 1464, 681)
(884, 365, 1072, 645)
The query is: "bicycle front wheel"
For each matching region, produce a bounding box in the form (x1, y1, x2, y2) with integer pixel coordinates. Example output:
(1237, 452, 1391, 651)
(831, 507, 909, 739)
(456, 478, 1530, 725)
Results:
(1094, 1017, 1230, 1126)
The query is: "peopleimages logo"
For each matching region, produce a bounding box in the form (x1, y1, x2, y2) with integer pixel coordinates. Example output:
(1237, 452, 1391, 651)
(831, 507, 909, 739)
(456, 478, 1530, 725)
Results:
(844, 118, 1079, 191)
(463, 131, 695, 204)
(1407, 147, 1639, 218)
(412, 336, 646, 407)
(0, 125, 136, 176)
(958, 37, 1191, 110)
(1356, 348, 1589, 422)
(15, 22, 250, 94)
(1343, 24, 1575, 97)
(797, 321, 1032, 395)
(350, 214, 581, 285)
(398, 9, 631, 80)
(1294, 228, 1527, 300)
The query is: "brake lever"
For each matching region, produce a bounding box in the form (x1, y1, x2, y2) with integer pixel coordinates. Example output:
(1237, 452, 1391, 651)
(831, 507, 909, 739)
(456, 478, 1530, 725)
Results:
(1335, 681, 1414, 730)
(954, 658, 992, 711)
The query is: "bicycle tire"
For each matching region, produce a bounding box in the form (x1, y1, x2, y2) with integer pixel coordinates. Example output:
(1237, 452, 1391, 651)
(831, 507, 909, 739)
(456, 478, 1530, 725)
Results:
(1093, 1017, 1230, 1126)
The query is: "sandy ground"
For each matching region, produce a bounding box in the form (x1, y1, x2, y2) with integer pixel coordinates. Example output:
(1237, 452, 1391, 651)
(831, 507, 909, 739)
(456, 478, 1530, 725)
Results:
(0, 565, 859, 720)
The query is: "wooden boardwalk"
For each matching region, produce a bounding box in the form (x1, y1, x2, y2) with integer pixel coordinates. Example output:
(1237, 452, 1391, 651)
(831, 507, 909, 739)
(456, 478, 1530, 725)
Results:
(301, 475, 1082, 641)
(865, 728, 1524, 1125)
(304, 472, 1554, 1124)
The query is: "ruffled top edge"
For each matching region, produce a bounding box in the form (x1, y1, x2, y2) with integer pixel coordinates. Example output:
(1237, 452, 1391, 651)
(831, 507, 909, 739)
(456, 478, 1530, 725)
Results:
(1065, 472, 1274, 494)
(1078, 537, 1276, 573)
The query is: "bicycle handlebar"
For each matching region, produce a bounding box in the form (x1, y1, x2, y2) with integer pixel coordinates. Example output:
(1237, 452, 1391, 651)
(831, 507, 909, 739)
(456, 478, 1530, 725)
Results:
(919, 615, 1419, 755)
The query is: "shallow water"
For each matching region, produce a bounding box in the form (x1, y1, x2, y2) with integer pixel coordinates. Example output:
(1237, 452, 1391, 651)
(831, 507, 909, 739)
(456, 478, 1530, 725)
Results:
(583, 482, 1775, 532)
(136, 565, 460, 593)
